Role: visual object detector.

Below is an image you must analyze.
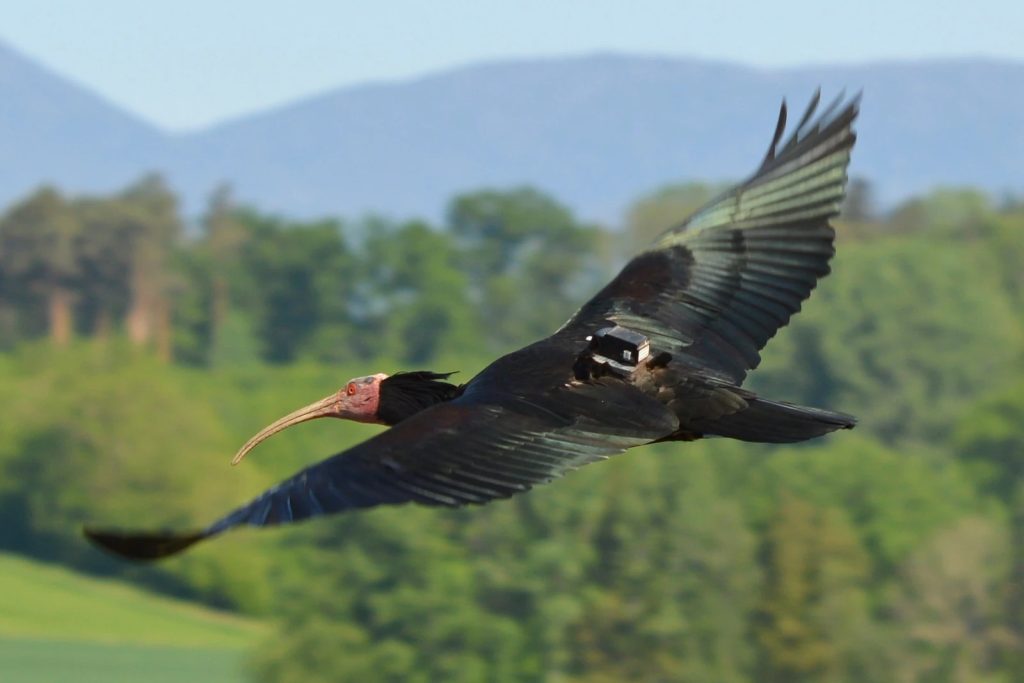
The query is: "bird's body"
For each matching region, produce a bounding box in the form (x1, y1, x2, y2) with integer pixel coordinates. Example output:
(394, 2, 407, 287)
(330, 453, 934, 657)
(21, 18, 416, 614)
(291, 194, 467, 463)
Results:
(87, 91, 860, 561)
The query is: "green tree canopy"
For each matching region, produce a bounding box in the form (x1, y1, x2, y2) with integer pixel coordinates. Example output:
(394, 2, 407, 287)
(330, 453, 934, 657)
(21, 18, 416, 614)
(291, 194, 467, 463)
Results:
(0, 186, 80, 344)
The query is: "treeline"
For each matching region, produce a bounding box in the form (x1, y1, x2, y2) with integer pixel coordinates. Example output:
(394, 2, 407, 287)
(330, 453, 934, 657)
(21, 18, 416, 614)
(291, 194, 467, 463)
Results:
(0, 177, 605, 367)
(1, 177, 1023, 682)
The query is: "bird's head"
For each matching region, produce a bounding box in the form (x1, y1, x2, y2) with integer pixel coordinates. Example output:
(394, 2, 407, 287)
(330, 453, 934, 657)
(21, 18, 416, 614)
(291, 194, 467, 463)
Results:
(231, 373, 388, 465)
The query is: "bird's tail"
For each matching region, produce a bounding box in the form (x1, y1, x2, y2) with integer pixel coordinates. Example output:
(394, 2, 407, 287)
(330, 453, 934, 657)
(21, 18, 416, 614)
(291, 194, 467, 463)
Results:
(700, 395, 855, 443)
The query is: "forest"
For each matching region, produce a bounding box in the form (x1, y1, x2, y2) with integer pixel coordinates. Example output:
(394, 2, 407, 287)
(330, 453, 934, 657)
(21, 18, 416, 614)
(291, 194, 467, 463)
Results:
(0, 175, 1022, 682)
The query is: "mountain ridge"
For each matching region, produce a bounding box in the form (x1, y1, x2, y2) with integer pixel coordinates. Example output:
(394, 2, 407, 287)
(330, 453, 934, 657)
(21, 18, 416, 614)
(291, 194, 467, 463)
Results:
(2, 42, 1021, 221)
(0, 39, 167, 203)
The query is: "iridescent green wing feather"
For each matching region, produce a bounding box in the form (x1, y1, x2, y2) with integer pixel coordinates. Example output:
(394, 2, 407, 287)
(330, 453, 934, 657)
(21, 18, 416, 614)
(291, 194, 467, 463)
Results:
(562, 91, 859, 382)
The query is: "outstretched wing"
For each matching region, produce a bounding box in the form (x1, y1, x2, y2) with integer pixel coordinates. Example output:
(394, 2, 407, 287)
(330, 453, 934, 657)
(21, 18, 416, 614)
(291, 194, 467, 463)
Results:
(85, 378, 676, 560)
(561, 91, 859, 383)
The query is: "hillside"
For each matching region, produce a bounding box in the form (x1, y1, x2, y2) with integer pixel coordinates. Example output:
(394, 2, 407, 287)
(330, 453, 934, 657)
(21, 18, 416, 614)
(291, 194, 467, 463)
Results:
(0, 552, 266, 682)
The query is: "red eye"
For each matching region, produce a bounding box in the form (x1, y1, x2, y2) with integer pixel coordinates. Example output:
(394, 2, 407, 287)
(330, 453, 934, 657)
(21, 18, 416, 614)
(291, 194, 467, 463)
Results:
(346, 383, 356, 396)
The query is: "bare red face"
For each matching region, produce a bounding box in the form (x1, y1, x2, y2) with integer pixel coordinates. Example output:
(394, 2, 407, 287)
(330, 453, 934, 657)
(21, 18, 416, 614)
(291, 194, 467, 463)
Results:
(231, 373, 389, 465)
(337, 373, 387, 422)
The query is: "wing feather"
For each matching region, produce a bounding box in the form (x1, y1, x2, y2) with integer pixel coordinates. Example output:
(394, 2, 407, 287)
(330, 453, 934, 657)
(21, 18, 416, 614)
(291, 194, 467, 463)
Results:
(560, 92, 859, 382)
(86, 378, 676, 560)
(211, 384, 674, 530)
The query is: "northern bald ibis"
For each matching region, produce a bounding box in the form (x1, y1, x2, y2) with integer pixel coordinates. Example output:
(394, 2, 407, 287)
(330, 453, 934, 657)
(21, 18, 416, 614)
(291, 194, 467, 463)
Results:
(86, 92, 858, 560)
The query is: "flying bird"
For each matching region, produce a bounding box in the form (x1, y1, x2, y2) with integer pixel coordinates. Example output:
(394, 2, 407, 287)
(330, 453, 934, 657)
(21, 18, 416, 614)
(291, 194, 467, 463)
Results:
(86, 91, 859, 560)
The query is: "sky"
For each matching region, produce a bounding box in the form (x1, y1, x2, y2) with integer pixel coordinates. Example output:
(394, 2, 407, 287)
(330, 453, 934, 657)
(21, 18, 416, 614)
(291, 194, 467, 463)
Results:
(3, 0, 1022, 131)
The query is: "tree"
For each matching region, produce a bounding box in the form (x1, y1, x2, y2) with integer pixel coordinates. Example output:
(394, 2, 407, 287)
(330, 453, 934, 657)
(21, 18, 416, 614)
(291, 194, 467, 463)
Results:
(740, 436, 981, 572)
(202, 186, 250, 354)
(250, 509, 530, 683)
(955, 384, 1024, 677)
(623, 182, 721, 250)
(981, 206, 1024, 311)
(756, 496, 874, 683)
(886, 188, 994, 237)
(358, 220, 475, 364)
(751, 234, 1024, 442)
(563, 450, 760, 683)
(447, 187, 600, 350)
(118, 174, 183, 360)
(234, 211, 352, 363)
(74, 196, 135, 341)
(0, 186, 80, 345)
(890, 517, 1016, 683)
(955, 382, 1024, 501)
(841, 177, 876, 223)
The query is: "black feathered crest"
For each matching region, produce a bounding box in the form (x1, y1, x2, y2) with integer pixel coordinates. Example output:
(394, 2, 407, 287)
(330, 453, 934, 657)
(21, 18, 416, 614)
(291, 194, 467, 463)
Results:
(377, 371, 463, 425)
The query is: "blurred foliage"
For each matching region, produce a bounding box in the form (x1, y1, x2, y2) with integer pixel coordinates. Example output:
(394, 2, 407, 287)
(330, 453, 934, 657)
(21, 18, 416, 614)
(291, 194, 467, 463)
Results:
(750, 236, 1022, 443)
(624, 182, 723, 250)
(449, 187, 601, 352)
(0, 178, 1022, 682)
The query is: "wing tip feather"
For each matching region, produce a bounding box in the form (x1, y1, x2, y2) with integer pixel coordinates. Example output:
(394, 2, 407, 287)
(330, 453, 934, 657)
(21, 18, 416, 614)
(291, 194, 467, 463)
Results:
(83, 526, 209, 561)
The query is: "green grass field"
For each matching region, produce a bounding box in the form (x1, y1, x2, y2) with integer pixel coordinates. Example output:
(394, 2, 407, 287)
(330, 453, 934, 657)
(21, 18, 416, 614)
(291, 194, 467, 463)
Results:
(0, 553, 268, 682)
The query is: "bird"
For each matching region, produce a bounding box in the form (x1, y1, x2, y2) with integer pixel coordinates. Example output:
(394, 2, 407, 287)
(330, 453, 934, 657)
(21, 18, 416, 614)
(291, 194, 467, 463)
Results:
(85, 91, 859, 561)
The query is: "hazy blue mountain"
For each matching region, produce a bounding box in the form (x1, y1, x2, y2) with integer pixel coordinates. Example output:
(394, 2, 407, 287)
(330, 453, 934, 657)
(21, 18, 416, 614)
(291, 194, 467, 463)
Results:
(2, 44, 1021, 222)
(0, 40, 167, 205)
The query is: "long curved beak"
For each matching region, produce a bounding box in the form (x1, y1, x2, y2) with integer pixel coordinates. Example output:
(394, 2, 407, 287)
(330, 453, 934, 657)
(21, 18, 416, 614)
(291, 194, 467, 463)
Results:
(231, 393, 339, 465)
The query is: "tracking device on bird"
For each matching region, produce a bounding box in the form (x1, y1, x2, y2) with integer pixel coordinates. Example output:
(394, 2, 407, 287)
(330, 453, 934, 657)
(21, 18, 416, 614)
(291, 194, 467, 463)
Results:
(574, 325, 651, 380)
